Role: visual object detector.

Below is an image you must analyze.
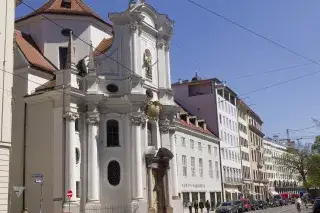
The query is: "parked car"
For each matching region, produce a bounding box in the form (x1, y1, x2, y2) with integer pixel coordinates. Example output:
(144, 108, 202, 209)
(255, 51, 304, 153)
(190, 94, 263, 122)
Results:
(313, 199, 320, 213)
(233, 200, 245, 213)
(268, 199, 275, 207)
(240, 199, 252, 211)
(216, 202, 238, 213)
(251, 200, 260, 210)
(279, 198, 288, 206)
(258, 200, 268, 209)
(273, 199, 280, 207)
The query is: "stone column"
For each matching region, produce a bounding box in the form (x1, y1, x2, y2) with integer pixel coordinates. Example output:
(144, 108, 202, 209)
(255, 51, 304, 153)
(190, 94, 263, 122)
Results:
(165, 166, 173, 213)
(147, 161, 154, 212)
(86, 112, 100, 203)
(63, 111, 79, 202)
(131, 115, 145, 200)
(169, 127, 179, 199)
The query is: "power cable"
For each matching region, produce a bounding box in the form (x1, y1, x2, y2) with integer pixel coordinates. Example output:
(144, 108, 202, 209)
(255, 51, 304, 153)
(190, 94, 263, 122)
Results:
(186, 0, 320, 66)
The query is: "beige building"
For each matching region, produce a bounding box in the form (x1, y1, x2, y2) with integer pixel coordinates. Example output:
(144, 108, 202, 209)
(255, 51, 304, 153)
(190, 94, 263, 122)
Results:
(0, 0, 20, 212)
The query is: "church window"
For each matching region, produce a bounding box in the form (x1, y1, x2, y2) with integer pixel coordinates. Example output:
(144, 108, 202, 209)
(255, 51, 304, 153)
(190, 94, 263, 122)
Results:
(76, 181, 80, 198)
(147, 122, 152, 146)
(59, 47, 68, 70)
(61, 0, 71, 9)
(108, 160, 121, 186)
(75, 118, 79, 132)
(107, 120, 119, 147)
(106, 84, 119, 93)
(75, 148, 80, 164)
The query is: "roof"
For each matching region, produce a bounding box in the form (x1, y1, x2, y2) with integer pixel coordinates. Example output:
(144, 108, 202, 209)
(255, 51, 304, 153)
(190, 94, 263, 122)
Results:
(35, 79, 56, 92)
(15, 0, 112, 27)
(174, 101, 214, 136)
(15, 30, 56, 73)
(94, 37, 113, 56)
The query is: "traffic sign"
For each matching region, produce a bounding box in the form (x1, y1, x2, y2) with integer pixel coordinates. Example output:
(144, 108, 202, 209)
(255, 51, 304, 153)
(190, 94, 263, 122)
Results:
(13, 186, 25, 198)
(67, 190, 72, 198)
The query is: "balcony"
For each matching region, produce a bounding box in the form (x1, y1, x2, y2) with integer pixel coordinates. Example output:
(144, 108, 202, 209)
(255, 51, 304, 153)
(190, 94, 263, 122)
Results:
(224, 177, 242, 186)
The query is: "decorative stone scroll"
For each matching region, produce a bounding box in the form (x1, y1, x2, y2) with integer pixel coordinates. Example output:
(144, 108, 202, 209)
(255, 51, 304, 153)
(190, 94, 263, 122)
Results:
(159, 119, 170, 133)
(165, 42, 171, 52)
(130, 21, 142, 35)
(156, 40, 164, 50)
(63, 112, 79, 121)
(130, 114, 146, 126)
(86, 115, 100, 126)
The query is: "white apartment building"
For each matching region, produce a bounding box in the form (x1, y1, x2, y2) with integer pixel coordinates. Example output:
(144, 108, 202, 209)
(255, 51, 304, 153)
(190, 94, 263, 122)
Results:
(263, 138, 300, 196)
(1, 0, 19, 212)
(172, 77, 242, 202)
(175, 102, 222, 208)
(237, 100, 252, 198)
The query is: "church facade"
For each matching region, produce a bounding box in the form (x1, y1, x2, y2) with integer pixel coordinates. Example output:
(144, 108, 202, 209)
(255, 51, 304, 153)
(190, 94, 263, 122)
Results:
(10, 1, 183, 213)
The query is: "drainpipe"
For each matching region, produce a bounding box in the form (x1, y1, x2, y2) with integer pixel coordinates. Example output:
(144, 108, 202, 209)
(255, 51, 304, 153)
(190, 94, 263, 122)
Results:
(22, 103, 27, 210)
(237, 101, 244, 198)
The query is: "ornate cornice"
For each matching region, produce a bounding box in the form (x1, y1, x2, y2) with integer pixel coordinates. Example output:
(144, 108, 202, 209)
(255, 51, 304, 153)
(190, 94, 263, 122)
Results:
(130, 114, 146, 126)
(63, 112, 79, 121)
(165, 42, 171, 52)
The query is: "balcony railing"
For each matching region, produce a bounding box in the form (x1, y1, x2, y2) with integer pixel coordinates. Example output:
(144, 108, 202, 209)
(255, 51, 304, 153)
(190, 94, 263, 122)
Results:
(224, 177, 242, 184)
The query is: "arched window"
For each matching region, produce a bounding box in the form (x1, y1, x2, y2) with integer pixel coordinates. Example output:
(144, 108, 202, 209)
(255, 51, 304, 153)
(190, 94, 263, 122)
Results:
(108, 160, 121, 186)
(107, 120, 119, 147)
(147, 122, 152, 146)
(75, 148, 80, 164)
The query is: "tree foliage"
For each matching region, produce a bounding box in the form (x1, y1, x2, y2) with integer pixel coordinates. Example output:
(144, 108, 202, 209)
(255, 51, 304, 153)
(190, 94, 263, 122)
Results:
(307, 154, 320, 187)
(312, 136, 320, 154)
(275, 141, 312, 186)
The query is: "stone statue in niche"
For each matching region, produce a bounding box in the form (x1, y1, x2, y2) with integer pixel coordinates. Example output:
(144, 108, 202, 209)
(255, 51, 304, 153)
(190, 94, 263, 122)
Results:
(143, 49, 152, 79)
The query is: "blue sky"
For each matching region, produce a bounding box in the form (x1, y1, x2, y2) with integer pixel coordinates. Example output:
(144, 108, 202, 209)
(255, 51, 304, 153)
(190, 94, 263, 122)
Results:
(16, 0, 320, 142)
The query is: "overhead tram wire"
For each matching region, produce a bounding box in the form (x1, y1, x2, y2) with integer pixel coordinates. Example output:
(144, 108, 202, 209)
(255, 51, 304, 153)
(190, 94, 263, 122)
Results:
(186, 0, 320, 67)
(20, 0, 320, 117)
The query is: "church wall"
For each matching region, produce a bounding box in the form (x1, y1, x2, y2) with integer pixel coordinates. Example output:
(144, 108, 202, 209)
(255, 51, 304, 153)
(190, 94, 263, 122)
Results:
(25, 100, 54, 213)
(89, 25, 112, 49)
(42, 19, 91, 69)
(99, 113, 133, 205)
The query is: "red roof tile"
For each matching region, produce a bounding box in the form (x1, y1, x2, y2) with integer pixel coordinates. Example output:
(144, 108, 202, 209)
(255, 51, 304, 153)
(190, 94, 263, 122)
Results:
(174, 101, 214, 136)
(94, 37, 113, 56)
(16, 0, 112, 27)
(178, 118, 214, 136)
(15, 30, 56, 73)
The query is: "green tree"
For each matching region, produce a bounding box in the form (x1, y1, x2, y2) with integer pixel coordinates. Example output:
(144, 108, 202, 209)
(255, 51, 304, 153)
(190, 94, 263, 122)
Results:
(307, 154, 320, 187)
(275, 142, 312, 187)
(312, 136, 320, 154)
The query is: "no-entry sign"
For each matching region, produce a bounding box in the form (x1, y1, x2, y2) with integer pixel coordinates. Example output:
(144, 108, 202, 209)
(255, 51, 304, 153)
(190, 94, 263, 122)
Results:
(67, 190, 72, 198)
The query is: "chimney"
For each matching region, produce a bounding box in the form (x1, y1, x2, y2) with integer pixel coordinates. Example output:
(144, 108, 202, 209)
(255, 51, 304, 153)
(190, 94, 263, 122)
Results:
(203, 123, 207, 130)
(186, 115, 190, 124)
(195, 119, 199, 127)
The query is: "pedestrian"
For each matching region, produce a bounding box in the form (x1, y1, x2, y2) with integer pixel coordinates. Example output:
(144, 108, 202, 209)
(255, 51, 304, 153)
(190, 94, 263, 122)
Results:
(194, 200, 199, 213)
(199, 200, 204, 213)
(205, 200, 210, 213)
(188, 201, 193, 213)
(296, 196, 302, 212)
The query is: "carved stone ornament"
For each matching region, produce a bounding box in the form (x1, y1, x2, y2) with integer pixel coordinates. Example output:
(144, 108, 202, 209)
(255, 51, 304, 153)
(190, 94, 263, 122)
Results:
(165, 42, 171, 52)
(63, 112, 79, 121)
(169, 124, 176, 133)
(130, 115, 146, 126)
(86, 115, 100, 126)
(156, 40, 164, 49)
(159, 119, 170, 133)
(130, 22, 139, 32)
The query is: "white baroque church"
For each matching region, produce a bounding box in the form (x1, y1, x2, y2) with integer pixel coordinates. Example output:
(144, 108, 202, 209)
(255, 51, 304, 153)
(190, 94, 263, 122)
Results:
(10, 0, 182, 213)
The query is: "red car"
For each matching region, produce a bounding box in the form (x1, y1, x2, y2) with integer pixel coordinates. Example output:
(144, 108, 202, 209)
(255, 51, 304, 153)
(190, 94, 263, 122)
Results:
(240, 198, 252, 211)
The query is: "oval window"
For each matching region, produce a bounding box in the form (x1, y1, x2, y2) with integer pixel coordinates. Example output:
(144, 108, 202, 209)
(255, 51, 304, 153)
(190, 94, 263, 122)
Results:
(75, 148, 80, 164)
(106, 84, 119, 93)
(108, 160, 120, 186)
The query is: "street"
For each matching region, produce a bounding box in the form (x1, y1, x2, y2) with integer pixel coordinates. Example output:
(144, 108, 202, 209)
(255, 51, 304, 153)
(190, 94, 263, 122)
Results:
(184, 204, 315, 213)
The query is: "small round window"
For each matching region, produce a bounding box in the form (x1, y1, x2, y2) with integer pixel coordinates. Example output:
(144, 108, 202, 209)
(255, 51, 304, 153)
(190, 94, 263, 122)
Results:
(75, 148, 80, 164)
(108, 160, 121, 186)
(106, 84, 119, 93)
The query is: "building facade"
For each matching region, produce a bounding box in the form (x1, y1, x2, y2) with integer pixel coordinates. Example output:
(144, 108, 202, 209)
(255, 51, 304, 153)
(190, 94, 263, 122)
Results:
(263, 138, 300, 196)
(174, 102, 222, 208)
(172, 77, 242, 202)
(247, 110, 267, 200)
(1, 0, 20, 212)
(237, 100, 252, 198)
(10, 1, 183, 213)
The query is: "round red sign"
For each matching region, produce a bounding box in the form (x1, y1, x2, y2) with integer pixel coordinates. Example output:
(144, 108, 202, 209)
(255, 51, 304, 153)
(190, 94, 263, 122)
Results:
(67, 190, 72, 198)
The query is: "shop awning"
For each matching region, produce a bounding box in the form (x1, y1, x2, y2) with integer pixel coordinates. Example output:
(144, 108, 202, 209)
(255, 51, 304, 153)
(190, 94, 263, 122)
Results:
(233, 190, 242, 193)
(225, 190, 233, 193)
